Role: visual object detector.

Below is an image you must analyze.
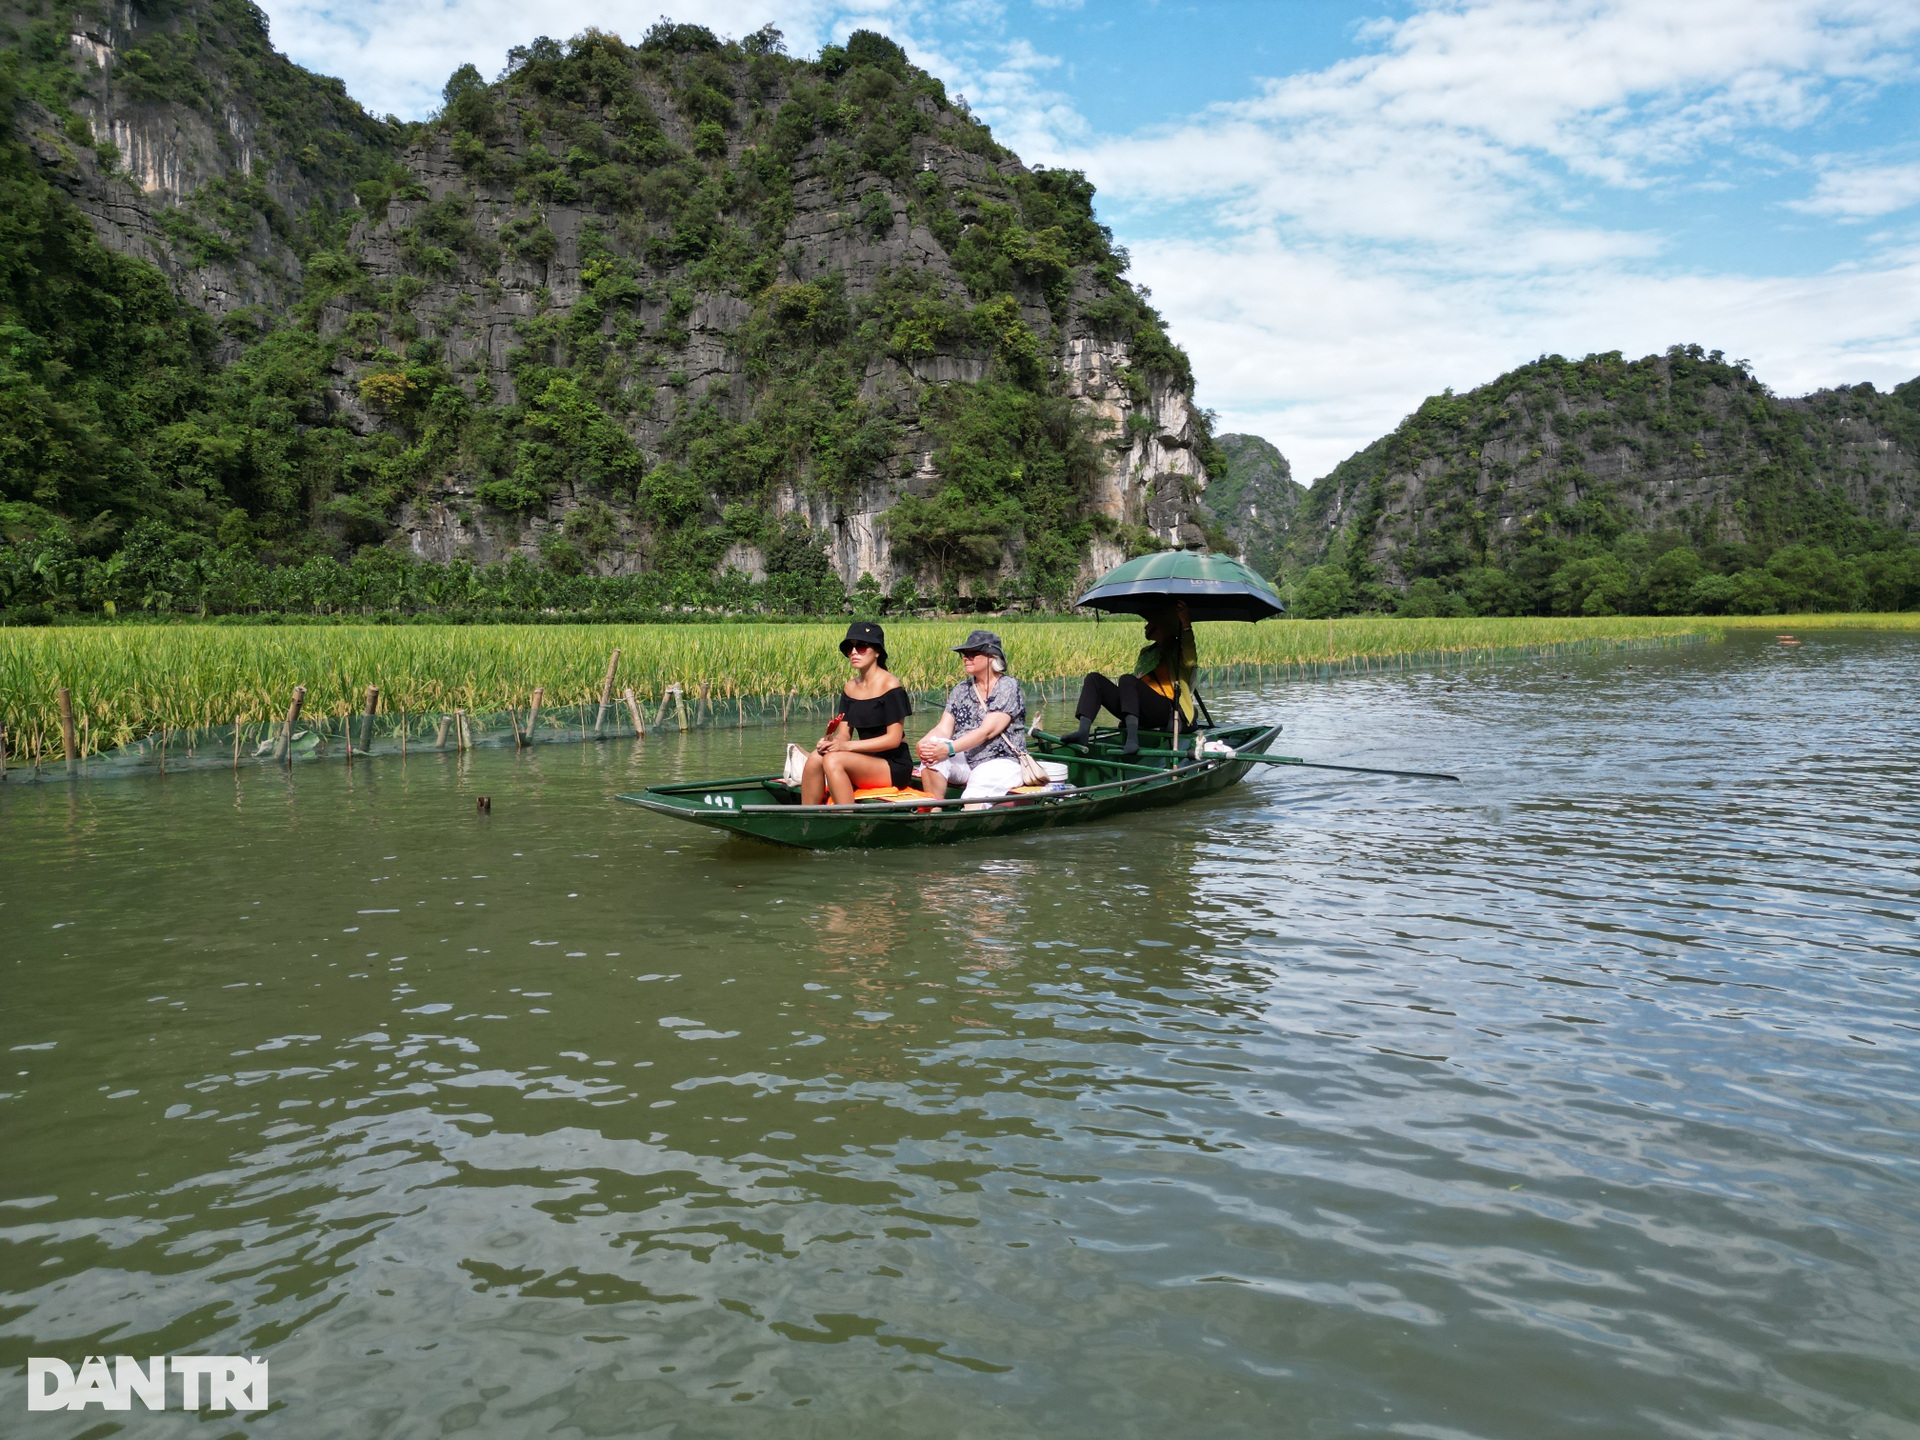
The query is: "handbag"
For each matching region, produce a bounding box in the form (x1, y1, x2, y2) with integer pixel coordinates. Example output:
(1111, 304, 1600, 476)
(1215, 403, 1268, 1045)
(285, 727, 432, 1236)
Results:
(1017, 749, 1048, 787)
(783, 713, 843, 788)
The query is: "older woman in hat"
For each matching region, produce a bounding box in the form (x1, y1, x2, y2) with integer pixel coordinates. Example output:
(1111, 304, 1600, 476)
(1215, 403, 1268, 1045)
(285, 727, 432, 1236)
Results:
(915, 628, 1029, 800)
(1055, 600, 1194, 757)
(800, 620, 915, 805)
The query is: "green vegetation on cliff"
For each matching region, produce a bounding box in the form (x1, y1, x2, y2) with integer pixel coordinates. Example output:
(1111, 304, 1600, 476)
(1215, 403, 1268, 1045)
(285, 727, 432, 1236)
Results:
(1285, 347, 1920, 618)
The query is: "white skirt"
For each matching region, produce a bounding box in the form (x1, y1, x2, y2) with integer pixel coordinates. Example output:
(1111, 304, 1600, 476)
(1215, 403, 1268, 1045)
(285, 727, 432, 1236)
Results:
(926, 753, 1025, 799)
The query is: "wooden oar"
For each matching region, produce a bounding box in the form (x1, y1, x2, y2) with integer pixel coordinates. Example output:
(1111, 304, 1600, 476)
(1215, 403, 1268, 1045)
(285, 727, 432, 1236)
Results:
(1104, 743, 1461, 783)
(1250, 754, 1460, 782)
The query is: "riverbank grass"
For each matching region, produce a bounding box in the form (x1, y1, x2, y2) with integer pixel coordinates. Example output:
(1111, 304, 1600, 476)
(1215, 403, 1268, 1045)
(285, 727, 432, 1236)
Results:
(0, 616, 1725, 763)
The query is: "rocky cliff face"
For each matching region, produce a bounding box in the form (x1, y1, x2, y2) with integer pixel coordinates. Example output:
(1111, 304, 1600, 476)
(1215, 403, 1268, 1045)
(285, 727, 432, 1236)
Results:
(1294, 347, 1920, 585)
(353, 69, 1212, 589)
(7, 9, 1212, 601)
(348, 33, 1210, 596)
(4, 0, 395, 341)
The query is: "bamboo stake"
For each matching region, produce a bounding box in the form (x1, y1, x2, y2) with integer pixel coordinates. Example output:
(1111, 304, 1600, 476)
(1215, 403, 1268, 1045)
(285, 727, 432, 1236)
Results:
(623, 686, 645, 736)
(399, 709, 407, 758)
(594, 649, 621, 735)
(519, 686, 544, 748)
(275, 685, 307, 763)
(358, 685, 380, 753)
(57, 686, 77, 774)
(233, 719, 241, 771)
(435, 715, 451, 749)
(674, 683, 689, 732)
(453, 709, 468, 751)
(1, 724, 8, 780)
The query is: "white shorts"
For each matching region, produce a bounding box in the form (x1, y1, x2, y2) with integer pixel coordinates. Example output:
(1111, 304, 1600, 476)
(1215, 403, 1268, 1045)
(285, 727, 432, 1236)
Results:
(926, 753, 1024, 800)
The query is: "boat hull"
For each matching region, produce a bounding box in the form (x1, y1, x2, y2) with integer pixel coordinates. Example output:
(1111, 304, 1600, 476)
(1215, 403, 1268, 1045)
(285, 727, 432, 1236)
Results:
(616, 723, 1283, 851)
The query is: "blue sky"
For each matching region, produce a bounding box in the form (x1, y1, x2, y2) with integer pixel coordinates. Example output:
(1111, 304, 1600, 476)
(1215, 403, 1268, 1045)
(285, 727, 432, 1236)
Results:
(261, 0, 1920, 480)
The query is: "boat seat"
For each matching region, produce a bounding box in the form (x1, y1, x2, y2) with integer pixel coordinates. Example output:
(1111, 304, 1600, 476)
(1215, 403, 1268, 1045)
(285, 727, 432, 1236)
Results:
(762, 778, 930, 805)
(838, 785, 929, 805)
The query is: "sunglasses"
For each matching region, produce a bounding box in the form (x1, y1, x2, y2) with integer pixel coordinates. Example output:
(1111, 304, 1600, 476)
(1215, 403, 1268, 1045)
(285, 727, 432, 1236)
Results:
(847, 642, 877, 654)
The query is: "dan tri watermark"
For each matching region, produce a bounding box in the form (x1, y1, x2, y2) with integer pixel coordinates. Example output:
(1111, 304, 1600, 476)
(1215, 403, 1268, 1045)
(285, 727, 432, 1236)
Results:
(27, 1355, 268, 1412)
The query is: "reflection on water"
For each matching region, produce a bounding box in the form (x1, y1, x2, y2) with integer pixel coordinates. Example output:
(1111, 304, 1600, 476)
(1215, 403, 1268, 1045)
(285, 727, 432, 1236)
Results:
(3, 631, 1918, 1437)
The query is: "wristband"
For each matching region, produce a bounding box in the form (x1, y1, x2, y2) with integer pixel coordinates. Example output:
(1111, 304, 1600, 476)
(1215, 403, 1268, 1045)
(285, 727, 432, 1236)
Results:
(945, 739, 955, 756)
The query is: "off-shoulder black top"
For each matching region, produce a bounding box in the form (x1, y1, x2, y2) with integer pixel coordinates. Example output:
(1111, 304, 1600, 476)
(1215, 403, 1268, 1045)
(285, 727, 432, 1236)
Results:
(834, 685, 915, 789)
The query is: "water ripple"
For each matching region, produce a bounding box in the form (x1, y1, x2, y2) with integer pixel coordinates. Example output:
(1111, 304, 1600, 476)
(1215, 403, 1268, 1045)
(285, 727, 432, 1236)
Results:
(2, 631, 1917, 1436)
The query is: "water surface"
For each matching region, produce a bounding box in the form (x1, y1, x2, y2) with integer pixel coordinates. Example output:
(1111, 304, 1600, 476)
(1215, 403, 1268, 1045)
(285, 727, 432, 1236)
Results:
(3, 630, 1917, 1438)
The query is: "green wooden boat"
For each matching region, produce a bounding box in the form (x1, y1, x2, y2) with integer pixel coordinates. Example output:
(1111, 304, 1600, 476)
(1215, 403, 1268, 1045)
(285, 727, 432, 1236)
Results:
(615, 722, 1284, 850)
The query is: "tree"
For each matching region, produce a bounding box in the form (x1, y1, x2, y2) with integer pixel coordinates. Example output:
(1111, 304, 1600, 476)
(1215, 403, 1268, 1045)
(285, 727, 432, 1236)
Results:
(1550, 553, 1636, 616)
(1396, 576, 1469, 617)
(1289, 564, 1354, 618)
(1764, 544, 1866, 612)
(1643, 545, 1705, 615)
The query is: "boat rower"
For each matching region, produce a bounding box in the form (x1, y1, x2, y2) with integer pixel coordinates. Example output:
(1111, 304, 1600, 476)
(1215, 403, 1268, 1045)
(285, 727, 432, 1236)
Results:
(1056, 600, 1195, 756)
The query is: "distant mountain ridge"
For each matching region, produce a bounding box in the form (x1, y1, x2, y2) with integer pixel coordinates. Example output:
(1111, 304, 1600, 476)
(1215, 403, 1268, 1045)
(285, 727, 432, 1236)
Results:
(1196, 433, 1303, 576)
(1280, 346, 1920, 616)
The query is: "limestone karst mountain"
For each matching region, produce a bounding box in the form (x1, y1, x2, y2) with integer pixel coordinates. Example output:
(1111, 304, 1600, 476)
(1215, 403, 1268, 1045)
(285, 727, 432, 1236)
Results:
(1281, 347, 1920, 616)
(8, 4, 1916, 621)
(1, 2, 1219, 607)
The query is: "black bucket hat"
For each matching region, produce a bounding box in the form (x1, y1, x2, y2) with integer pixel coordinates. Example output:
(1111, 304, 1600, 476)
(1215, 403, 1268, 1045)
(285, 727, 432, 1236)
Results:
(951, 628, 1006, 664)
(839, 620, 888, 669)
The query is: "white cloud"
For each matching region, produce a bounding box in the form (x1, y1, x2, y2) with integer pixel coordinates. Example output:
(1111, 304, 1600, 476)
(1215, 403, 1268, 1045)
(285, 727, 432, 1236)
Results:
(258, 0, 907, 117)
(1039, 0, 1920, 259)
(1136, 230, 1920, 480)
(973, 0, 1920, 477)
(1793, 160, 1920, 218)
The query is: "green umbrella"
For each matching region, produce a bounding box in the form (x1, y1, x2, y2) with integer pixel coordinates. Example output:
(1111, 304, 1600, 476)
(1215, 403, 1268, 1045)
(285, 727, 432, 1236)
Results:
(1076, 551, 1286, 622)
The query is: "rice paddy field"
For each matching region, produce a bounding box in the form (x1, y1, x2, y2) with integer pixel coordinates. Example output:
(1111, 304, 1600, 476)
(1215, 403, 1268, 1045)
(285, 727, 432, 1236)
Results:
(1714, 612, 1920, 631)
(0, 614, 1757, 765)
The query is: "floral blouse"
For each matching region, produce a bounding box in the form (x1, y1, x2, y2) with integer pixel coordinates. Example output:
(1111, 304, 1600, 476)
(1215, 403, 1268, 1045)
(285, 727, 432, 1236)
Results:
(944, 675, 1027, 763)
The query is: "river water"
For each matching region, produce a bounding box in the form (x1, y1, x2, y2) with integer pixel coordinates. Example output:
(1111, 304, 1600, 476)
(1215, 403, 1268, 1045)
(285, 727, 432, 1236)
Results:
(2, 630, 1916, 1438)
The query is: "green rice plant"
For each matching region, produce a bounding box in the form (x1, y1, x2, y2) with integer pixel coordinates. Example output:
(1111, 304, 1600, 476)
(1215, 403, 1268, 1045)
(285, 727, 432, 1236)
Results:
(1711, 613, 1920, 631)
(0, 616, 1714, 763)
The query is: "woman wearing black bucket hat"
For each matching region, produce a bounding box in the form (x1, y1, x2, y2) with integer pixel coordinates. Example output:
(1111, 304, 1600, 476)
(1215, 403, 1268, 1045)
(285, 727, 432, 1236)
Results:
(800, 621, 914, 804)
